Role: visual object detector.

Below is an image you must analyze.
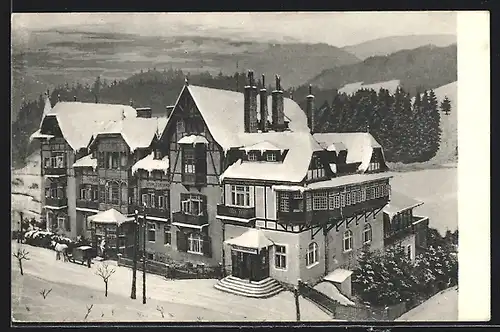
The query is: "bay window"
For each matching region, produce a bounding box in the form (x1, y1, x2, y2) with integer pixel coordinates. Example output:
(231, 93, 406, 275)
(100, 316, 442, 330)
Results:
(181, 193, 204, 216)
(183, 146, 196, 174)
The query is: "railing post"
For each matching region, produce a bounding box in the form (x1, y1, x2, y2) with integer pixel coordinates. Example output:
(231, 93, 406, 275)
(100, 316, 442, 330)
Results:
(295, 279, 301, 322)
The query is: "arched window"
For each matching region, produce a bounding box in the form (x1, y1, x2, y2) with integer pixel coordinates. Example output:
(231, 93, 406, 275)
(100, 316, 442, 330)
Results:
(306, 242, 319, 267)
(363, 223, 372, 244)
(343, 229, 353, 252)
(187, 232, 203, 254)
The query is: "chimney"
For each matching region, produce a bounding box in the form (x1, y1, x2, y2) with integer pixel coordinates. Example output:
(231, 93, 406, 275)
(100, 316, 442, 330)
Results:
(259, 74, 268, 132)
(166, 105, 175, 118)
(244, 70, 258, 133)
(136, 107, 152, 118)
(306, 84, 315, 133)
(271, 75, 284, 131)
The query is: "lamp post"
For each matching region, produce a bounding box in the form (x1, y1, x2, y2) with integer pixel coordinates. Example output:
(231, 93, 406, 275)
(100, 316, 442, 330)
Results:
(142, 202, 147, 304)
(130, 209, 138, 300)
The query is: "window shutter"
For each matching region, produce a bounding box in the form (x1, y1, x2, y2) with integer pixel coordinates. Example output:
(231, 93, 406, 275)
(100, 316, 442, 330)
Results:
(203, 235, 212, 257)
(177, 231, 187, 252)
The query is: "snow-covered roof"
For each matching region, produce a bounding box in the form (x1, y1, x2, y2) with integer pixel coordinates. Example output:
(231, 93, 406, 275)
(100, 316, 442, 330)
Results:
(220, 132, 323, 183)
(324, 268, 353, 283)
(313, 133, 382, 172)
(72, 154, 97, 170)
(38, 101, 137, 151)
(384, 191, 424, 220)
(241, 140, 285, 152)
(131, 152, 170, 175)
(29, 129, 54, 143)
(271, 185, 308, 192)
(91, 116, 168, 152)
(88, 208, 132, 225)
(177, 134, 209, 145)
(182, 85, 310, 150)
(224, 228, 274, 249)
(39, 95, 53, 129)
(305, 173, 392, 191)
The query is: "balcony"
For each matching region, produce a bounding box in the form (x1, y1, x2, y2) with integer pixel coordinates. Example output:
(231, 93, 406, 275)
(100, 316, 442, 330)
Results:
(76, 199, 99, 210)
(45, 197, 68, 208)
(131, 206, 170, 220)
(217, 205, 255, 220)
(172, 211, 208, 227)
(181, 173, 206, 187)
(43, 167, 66, 176)
(277, 196, 389, 225)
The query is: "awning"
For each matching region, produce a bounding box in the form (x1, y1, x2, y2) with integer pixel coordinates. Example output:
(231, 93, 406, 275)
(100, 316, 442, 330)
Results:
(88, 208, 131, 226)
(224, 228, 274, 250)
(172, 222, 209, 230)
(324, 268, 353, 283)
(177, 134, 209, 145)
(384, 191, 424, 221)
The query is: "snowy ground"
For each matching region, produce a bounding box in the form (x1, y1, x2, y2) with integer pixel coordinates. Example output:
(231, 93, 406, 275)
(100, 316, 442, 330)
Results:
(396, 286, 458, 321)
(388, 167, 457, 235)
(11, 241, 333, 322)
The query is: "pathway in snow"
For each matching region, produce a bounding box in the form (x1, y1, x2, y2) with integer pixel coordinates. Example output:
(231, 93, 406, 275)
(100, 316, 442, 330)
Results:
(11, 241, 333, 322)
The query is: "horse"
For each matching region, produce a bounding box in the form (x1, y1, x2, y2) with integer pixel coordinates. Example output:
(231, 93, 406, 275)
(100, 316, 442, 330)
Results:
(52, 241, 69, 262)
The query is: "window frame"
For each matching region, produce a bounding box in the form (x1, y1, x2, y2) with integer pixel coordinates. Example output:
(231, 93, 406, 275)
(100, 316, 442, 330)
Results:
(266, 151, 277, 162)
(247, 151, 258, 161)
(187, 232, 204, 255)
(362, 223, 372, 244)
(181, 194, 204, 216)
(182, 146, 196, 174)
(164, 225, 171, 246)
(274, 244, 287, 270)
(306, 242, 319, 268)
(147, 222, 156, 242)
(230, 185, 251, 207)
(312, 191, 328, 210)
(343, 229, 353, 252)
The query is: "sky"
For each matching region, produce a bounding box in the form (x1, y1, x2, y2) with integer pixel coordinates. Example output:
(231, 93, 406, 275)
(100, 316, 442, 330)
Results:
(11, 12, 457, 47)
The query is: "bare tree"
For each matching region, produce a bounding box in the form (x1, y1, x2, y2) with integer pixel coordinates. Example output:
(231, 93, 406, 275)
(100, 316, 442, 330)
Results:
(13, 248, 30, 275)
(156, 305, 165, 318)
(84, 304, 94, 320)
(39, 288, 52, 299)
(95, 263, 116, 297)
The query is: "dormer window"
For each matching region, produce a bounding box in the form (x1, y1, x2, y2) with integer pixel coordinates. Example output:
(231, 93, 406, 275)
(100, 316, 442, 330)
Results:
(266, 151, 277, 162)
(248, 151, 258, 161)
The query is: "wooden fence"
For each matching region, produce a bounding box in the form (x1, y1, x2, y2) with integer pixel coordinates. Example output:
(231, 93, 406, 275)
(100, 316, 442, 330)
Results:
(117, 256, 223, 280)
(297, 280, 407, 321)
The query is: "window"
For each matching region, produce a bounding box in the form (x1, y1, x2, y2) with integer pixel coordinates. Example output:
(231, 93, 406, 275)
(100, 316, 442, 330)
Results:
(340, 192, 346, 207)
(98, 152, 105, 168)
(99, 185, 106, 203)
(279, 192, 289, 212)
(306, 242, 319, 267)
(112, 152, 119, 169)
(406, 244, 412, 260)
(183, 146, 196, 174)
(92, 186, 98, 200)
(181, 194, 204, 216)
(147, 222, 156, 242)
(313, 192, 328, 210)
(247, 152, 258, 161)
(275, 245, 287, 270)
(149, 193, 156, 208)
(343, 230, 353, 252)
(361, 186, 367, 201)
(109, 182, 120, 205)
(188, 233, 203, 254)
(164, 225, 171, 245)
(266, 152, 277, 162)
(158, 195, 165, 209)
(368, 162, 380, 172)
(230, 185, 251, 207)
(363, 223, 372, 244)
(55, 155, 65, 168)
(290, 191, 303, 212)
(57, 216, 65, 230)
(346, 191, 352, 206)
(142, 193, 149, 207)
(120, 153, 127, 167)
(306, 193, 312, 211)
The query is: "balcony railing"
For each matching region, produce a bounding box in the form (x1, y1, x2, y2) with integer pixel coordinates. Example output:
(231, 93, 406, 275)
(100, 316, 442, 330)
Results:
(130, 206, 170, 220)
(277, 196, 389, 225)
(45, 197, 68, 207)
(43, 167, 66, 176)
(76, 199, 99, 210)
(217, 205, 255, 220)
(181, 173, 207, 187)
(172, 211, 208, 226)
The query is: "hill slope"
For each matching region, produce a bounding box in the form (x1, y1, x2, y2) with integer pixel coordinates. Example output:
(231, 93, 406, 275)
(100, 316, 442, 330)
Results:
(342, 34, 457, 60)
(307, 44, 457, 96)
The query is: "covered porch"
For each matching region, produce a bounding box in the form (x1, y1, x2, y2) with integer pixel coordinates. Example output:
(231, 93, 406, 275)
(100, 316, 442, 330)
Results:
(88, 208, 135, 260)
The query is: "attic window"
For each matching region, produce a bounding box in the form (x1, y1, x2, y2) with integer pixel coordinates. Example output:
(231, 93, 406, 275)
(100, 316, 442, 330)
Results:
(248, 151, 258, 161)
(266, 151, 278, 162)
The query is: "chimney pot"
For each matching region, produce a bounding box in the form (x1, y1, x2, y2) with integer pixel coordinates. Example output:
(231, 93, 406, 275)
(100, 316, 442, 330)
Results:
(271, 74, 284, 130)
(262, 74, 265, 88)
(244, 71, 258, 133)
(306, 85, 315, 133)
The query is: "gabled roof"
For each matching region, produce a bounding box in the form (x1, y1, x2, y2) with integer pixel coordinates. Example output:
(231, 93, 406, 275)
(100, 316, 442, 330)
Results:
(90, 116, 168, 152)
(38, 101, 137, 151)
(313, 133, 382, 172)
(220, 131, 323, 183)
(180, 85, 310, 150)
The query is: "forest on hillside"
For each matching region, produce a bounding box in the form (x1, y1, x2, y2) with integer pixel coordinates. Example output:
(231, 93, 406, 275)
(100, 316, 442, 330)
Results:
(11, 69, 452, 168)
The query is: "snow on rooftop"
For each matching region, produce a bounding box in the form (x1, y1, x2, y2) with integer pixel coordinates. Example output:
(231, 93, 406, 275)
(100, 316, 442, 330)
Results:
(131, 152, 170, 175)
(38, 102, 137, 151)
(241, 140, 285, 152)
(220, 132, 323, 183)
(29, 129, 54, 143)
(224, 228, 274, 249)
(72, 154, 97, 170)
(185, 85, 310, 150)
(384, 191, 424, 220)
(93, 116, 168, 152)
(306, 173, 392, 191)
(177, 134, 209, 145)
(324, 268, 353, 283)
(313, 133, 381, 172)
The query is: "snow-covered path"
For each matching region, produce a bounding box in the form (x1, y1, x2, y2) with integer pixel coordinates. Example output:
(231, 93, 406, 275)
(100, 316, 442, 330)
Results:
(11, 241, 332, 322)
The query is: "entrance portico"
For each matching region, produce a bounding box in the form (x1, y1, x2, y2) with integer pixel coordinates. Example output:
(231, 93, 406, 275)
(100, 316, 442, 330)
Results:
(225, 228, 273, 282)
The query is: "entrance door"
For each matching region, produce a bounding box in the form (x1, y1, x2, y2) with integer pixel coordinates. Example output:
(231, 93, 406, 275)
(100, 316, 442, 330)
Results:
(231, 251, 252, 280)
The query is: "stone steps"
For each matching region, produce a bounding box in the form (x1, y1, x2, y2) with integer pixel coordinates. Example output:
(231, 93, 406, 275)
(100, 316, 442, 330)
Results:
(214, 276, 284, 298)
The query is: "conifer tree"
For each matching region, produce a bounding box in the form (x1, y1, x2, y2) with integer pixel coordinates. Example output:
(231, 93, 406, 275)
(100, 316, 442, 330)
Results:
(440, 96, 452, 115)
